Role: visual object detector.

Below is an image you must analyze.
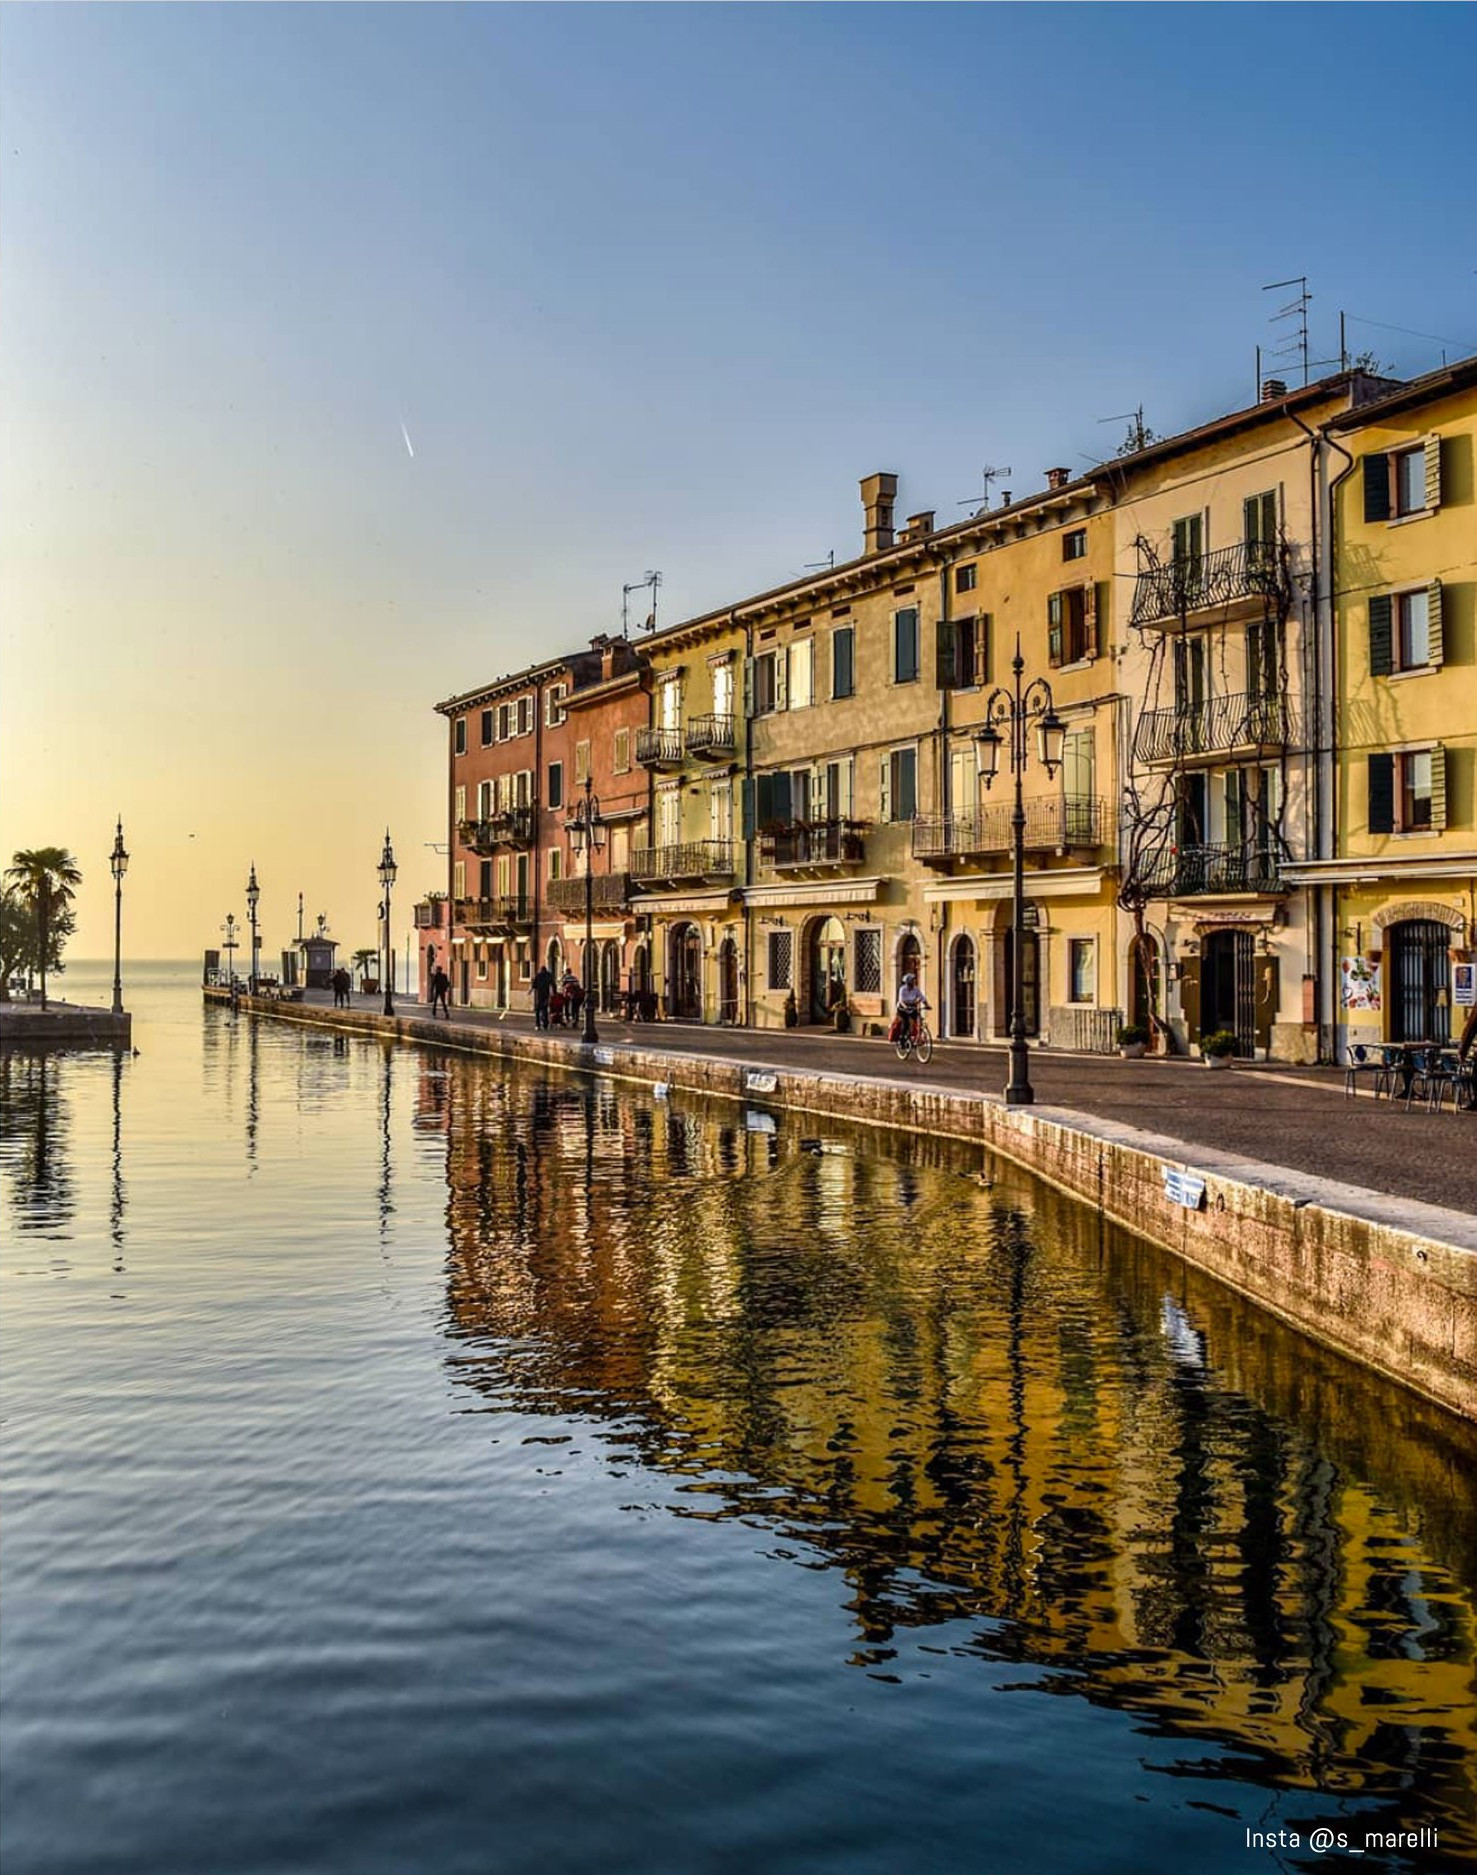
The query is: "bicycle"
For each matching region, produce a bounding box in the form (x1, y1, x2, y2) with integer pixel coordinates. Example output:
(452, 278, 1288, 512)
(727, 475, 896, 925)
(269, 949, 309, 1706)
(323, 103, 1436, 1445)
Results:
(893, 1012, 933, 1065)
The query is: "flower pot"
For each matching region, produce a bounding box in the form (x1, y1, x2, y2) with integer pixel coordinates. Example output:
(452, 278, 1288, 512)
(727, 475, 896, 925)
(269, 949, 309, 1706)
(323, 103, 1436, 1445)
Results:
(1119, 1043, 1147, 1059)
(1204, 1052, 1233, 1069)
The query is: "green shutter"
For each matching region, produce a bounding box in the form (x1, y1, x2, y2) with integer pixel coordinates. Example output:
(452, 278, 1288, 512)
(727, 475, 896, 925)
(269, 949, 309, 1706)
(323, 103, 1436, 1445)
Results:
(1425, 435, 1443, 511)
(935, 617, 956, 688)
(1428, 580, 1444, 668)
(1047, 592, 1063, 667)
(1363, 454, 1391, 524)
(977, 613, 992, 686)
(1368, 594, 1393, 676)
(740, 777, 755, 839)
(1084, 583, 1101, 658)
(1367, 753, 1395, 834)
(1430, 746, 1447, 832)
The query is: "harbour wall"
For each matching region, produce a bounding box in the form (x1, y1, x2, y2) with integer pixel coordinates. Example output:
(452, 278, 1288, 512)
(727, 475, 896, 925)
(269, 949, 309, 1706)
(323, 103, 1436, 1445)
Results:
(204, 989, 1477, 1423)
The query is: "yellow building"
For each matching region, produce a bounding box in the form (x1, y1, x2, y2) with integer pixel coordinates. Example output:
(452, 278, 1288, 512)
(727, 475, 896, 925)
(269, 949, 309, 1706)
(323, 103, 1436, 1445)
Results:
(1291, 357, 1477, 1054)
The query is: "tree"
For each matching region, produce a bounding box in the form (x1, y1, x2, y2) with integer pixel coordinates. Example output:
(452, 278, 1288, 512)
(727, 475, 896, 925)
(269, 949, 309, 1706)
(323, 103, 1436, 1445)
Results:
(352, 947, 378, 987)
(0, 889, 30, 1001)
(5, 848, 83, 1011)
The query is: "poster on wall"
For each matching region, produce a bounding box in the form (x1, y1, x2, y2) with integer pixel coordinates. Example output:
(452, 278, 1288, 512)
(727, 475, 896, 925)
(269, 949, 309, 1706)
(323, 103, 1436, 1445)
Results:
(1340, 955, 1381, 1011)
(1454, 962, 1476, 1008)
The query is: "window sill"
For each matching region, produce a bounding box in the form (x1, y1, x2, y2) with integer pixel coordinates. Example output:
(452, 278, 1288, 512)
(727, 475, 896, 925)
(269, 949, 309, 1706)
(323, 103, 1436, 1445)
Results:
(1056, 657, 1097, 674)
(1383, 665, 1436, 683)
(1386, 509, 1433, 527)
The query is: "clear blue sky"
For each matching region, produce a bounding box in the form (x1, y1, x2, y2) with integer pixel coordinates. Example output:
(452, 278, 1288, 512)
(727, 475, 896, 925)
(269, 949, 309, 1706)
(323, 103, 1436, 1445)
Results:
(3, 4, 1474, 954)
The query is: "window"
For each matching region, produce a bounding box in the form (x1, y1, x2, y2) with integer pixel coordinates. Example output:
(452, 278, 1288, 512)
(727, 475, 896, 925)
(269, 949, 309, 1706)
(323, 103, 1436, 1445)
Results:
(545, 683, 568, 728)
(1062, 529, 1087, 562)
(831, 626, 855, 700)
(613, 728, 630, 773)
(1172, 513, 1203, 568)
(476, 948, 488, 981)
(1369, 584, 1444, 675)
(454, 784, 466, 825)
(1394, 446, 1426, 517)
(1048, 586, 1096, 665)
(547, 762, 564, 810)
(893, 608, 920, 684)
(497, 703, 513, 741)
(477, 780, 492, 818)
(656, 787, 680, 847)
(454, 718, 467, 756)
(611, 826, 629, 870)
(481, 709, 494, 747)
(937, 615, 987, 689)
(658, 675, 681, 731)
(478, 859, 493, 899)
(882, 747, 917, 822)
(1366, 440, 1443, 522)
(1398, 589, 1430, 669)
(1244, 489, 1278, 548)
(1400, 751, 1434, 830)
(1068, 939, 1096, 1005)
(453, 860, 466, 898)
(574, 741, 591, 784)
(547, 847, 562, 882)
(711, 659, 734, 719)
(752, 650, 779, 716)
(955, 563, 977, 594)
(709, 779, 733, 844)
(853, 928, 882, 995)
(788, 636, 813, 709)
(766, 929, 793, 991)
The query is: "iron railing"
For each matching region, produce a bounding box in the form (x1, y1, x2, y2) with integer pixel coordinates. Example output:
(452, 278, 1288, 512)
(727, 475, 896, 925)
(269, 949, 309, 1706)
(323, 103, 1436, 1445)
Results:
(1133, 691, 1298, 764)
(635, 727, 684, 767)
(912, 795, 1107, 860)
(684, 713, 736, 759)
(1129, 540, 1288, 628)
(759, 819, 868, 867)
(458, 807, 536, 852)
(546, 873, 632, 913)
(630, 841, 735, 883)
(1139, 843, 1286, 897)
(454, 894, 533, 928)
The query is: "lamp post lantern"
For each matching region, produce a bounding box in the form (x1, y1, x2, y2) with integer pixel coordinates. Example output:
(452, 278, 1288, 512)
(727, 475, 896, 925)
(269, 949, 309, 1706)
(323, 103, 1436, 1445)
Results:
(109, 818, 129, 1016)
(245, 864, 261, 995)
(222, 913, 240, 1005)
(378, 831, 398, 1017)
(974, 633, 1066, 1106)
(567, 774, 606, 1045)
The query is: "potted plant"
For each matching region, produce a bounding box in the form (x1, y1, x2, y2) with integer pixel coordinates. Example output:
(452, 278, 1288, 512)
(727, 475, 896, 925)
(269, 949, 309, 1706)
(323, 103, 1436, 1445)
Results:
(1117, 1023, 1150, 1059)
(1201, 1029, 1237, 1068)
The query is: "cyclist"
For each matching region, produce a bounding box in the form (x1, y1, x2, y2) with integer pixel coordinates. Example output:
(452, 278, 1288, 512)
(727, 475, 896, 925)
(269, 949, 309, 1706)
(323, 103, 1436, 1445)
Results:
(895, 973, 929, 1047)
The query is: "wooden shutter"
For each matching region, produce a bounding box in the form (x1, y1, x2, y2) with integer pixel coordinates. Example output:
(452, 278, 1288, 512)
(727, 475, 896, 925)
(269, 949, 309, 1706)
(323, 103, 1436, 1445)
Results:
(774, 649, 788, 711)
(879, 758, 891, 822)
(1363, 454, 1391, 523)
(1424, 434, 1443, 511)
(1368, 594, 1393, 676)
(740, 777, 755, 839)
(1254, 958, 1279, 1053)
(1047, 592, 1064, 667)
(1179, 957, 1201, 1041)
(1084, 583, 1100, 659)
(1367, 753, 1395, 834)
(742, 657, 755, 719)
(1426, 580, 1445, 668)
(1430, 746, 1447, 832)
(935, 617, 956, 688)
(976, 613, 991, 686)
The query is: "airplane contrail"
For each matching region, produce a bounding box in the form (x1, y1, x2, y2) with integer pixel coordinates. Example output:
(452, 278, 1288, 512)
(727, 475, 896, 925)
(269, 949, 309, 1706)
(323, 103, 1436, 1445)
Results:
(400, 421, 415, 460)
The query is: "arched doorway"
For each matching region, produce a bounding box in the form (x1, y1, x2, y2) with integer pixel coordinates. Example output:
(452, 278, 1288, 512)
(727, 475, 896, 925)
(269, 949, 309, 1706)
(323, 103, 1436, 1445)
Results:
(546, 938, 562, 980)
(951, 935, 976, 1039)
(717, 937, 740, 1025)
(1201, 928, 1254, 1055)
(993, 925, 1039, 1037)
(1388, 919, 1451, 1042)
(669, 923, 702, 1021)
(631, 942, 650, 996)
(809, 916, 846, 1023)
(896, 931, 923, 1004)
(600, 940, 620, 1013)
(495, 947, 510, 1009)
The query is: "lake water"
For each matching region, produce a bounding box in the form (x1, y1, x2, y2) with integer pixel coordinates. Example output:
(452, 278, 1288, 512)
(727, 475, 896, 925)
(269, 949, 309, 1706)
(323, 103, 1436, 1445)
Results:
(3, 963, 1474, 1874)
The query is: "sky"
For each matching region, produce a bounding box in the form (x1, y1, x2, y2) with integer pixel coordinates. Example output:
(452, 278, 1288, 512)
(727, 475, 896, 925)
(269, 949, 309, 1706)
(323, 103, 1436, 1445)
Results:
(3, 4, 1474, 961)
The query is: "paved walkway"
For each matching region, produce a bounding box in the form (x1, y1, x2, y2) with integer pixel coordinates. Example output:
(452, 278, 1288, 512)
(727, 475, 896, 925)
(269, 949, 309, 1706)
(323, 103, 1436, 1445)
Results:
(308, 990, 1477, 1218)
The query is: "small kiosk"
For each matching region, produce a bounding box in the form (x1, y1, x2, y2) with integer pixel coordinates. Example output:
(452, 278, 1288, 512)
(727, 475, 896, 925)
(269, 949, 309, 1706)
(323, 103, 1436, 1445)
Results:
(297, 917, 339, 991)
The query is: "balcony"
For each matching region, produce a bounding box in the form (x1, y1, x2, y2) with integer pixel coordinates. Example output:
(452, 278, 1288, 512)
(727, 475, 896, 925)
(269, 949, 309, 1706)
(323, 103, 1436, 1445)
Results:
(685, 713, 736, 760)
(413, 897, 445, 930)
(630, 840, 735, 886)
(759, 819, 868, 872)
(459, 806, 536, 853)
(454, 894, 534, 931)
(1140, 844, 1286, 898)
(1130, 541, 1288, 630)
(1133, 691, 1299, 766)
(545, 873, 632, 915)
(635, 727, 684, 770)
(913, 795, 1108, 865)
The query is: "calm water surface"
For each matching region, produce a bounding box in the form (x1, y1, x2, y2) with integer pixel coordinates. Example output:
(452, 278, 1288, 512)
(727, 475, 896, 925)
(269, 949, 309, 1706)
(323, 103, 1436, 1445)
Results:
(3, 964, 1475, 1875)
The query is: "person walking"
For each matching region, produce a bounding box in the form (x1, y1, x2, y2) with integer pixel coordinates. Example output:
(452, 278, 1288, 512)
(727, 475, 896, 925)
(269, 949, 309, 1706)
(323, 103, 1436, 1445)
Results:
(332, 966, 350, 1008)
(430, 966, 452, 1019)
(563, 968, 584, 1029)
(532, 963, 554, 1031)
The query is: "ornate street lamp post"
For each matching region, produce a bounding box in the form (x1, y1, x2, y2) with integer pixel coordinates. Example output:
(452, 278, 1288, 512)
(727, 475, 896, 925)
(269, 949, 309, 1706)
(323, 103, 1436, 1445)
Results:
(109, 818, 129, 1016)
(222, 913, 239, 994)
(567, 774, 606, 1045)
(245, 864, 261, 996)
(974, 634, 1066, 1106)
(378, 831, 398, 1017)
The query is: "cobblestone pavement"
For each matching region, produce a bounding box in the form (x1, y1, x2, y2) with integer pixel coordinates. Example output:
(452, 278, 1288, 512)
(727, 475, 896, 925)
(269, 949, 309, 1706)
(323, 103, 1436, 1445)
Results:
(310, 989, 1477, 1219)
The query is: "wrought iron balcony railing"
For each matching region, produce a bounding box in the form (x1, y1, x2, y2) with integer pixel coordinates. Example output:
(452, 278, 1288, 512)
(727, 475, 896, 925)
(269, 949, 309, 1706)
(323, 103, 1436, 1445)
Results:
(759, 819, 868, 868)
(453, 894, 534, 929)
(912, 795, 1107, 861)
(1133, 691, 1299, 765)
(635, 727, 684, 768)
(630, 841, 735, 884)
(684, 713, 736, 759)
(545, 873, 632, 914)
(1139, 843, 1286, 897)
(458, 806, 536, 852)
(1129, 540, 1287, 629)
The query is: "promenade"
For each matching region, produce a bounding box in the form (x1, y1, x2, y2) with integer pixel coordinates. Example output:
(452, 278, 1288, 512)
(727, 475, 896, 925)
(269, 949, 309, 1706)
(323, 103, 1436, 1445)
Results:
(310, 988, 1477, 1220)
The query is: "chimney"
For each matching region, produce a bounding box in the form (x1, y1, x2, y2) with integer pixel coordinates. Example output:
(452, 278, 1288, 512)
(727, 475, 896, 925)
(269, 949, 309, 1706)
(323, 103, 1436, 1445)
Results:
(1260, 378, 1288, 403)
(860, 472, 898, 555)
(1044, 466, 1070, 491)
(999, 490, 1012, 508)
(903, 510, 934, 541)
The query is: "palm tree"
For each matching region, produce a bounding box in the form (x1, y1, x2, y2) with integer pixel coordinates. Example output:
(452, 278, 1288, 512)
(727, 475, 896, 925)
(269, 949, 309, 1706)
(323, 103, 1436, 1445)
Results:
(5, 848, 82, 1012)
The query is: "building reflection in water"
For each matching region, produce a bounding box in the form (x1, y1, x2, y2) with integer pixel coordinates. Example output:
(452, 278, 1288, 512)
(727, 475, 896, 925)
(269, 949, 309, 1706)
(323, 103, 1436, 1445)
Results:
(427, 1050, 1477, 1855)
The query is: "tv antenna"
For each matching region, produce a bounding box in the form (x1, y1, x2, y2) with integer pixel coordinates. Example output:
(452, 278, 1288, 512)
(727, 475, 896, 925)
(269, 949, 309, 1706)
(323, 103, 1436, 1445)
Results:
(804, 550, 836, 573)
(1098, 406, 1151, 454)
(958, 465, 1011, 513)
(1263, 275, 1311, 386)
(622, 570, 663, 636)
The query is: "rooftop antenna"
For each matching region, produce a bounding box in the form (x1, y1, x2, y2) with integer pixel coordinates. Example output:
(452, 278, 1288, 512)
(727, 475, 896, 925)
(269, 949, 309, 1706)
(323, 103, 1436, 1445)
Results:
(622, 569, 662, 635)
(1098, 407, 1151, 453)
(1263, 275, 1311, 387)
(957, 465, 1011, 514)
(804, 550, 836, 573)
